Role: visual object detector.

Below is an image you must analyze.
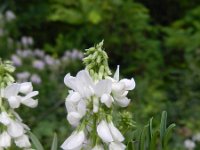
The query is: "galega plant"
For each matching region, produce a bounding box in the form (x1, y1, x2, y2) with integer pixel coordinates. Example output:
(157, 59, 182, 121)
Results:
(0, 59, 38, 149)
(61, 41, 136, 150)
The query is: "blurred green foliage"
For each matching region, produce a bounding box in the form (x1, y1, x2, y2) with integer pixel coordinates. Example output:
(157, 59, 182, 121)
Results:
(1, 0, 200, 149)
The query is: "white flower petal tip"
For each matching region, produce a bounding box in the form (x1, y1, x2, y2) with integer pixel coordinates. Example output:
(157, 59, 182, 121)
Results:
(67, 92, 81, 103)
(92, 145, 104, 150)
(21, 98, 38, 108)
(120, 78, 136, 91)
(67, 112, 82, 126)
(61, 131, 85, 150)
(108, 122, 124, 142)
(7, 121, 24, 138)
(15, 134, 31, 148)
(115, 97, 131, 107)
(100, 94, 113, 108)
(113, 65, 120, 81)
(19, 82, 33, 94)
(0, 131, 11, 148)
(97, 120, 113, 143)
(0, 112, 11, 125)
(109, 142, 126, 150)
(8, 96, 21, 108)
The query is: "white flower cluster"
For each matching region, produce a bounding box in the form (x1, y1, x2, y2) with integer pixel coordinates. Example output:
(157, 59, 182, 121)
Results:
(61, 65, 135, 150)
(0, 82, 38, 149)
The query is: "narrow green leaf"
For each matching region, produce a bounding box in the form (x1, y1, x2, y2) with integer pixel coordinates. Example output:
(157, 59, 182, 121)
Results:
(150, 130, 159, 150)
(160, 111, 167, 146)
(51, 133, 58, 150)
(163, 123, 176, 150)
(139, 126, 147, 150)
(127, 141, 136, 150)
(149, 117, 153, 141)
(28, 131, 44, 150)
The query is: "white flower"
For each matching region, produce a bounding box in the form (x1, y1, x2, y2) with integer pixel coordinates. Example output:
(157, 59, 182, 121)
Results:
(110, 66, 135, 107)
(7, 120, 24, 138)
(184, 139, 195, 150)
(4, 83, 21, 108)
(19, 82, 33, 94)
(0, 111, 11, 125)
(109, 142, 126, 150)
(0, 131, 11, 148)
(64, 70, 94, 98)
(97, 120, 125, 148)
(97, 120, 114, 143)
(65, 100, 86, 126)
(15, 134, 31, 148)
(67, 112, 82, 126)
(66, 91, 81, 103)
(61, 131, 85, 150)
(108, 122, 124, 142)
(91, 145, 104, 150)
(20, 91, 38, 108)
(94, 79, 112, 108)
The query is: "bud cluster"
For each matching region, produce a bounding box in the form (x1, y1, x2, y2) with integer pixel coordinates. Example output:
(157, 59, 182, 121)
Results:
(61, 42, 136, 150)
(0, 59, 15, 88)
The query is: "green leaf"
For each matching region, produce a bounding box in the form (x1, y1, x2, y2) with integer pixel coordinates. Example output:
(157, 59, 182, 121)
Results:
(127, 141, 136, 150)
(149, 117, 153, 141)
(139, 126, 147, 150)
(163, 123, 176, 150)
(150, 130, 159, 150)
(51, 133, 58, 150)
(160, 111, 167, 146)
(28, 131, 44, 150)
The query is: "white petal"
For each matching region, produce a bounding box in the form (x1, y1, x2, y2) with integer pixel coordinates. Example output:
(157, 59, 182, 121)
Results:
(0, 131, 11, 148)
(109, 142, 126, 150)
(8, 96, 21, 108)
(76, 70, 94, 98)
(4, 83, 20, 98)
(92, 145, 104, 150)
(0, 112, 11, 125)
(77, 100, 86, 116)
(112, 82, 125, 93)
(7, 120, 24, 138)
(93, 97, 99, 113)
(120, 78, 135, 90)
(100, 94, 113, 108)
(108, 122, 124, 142)
(67, 112, 82, 126)
(19, 82, 33, 94)
(61, 131, 85, 150)
(67, 92, 81, 103)
(65, 101, 76, 113)
(23, 91, 38, 99)
(21, 98, 38, 108)
(15, 134, 31, 148)
(115, 97, 130, 107)
(95, 79, 112, 96)
(113, 65, 120, 81)
(76, 70, 93, 88)
(64, 73, 77, 90)
(97, 120, 113, 143)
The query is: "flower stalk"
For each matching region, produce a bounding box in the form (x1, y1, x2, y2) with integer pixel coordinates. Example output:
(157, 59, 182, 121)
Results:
(61, 41, 136, 150)
(0, 59, 39, 149)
